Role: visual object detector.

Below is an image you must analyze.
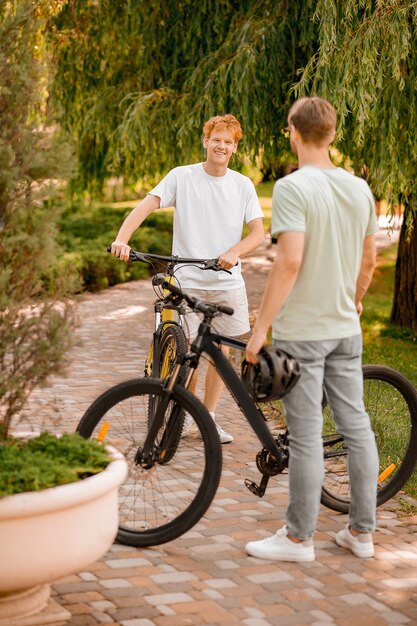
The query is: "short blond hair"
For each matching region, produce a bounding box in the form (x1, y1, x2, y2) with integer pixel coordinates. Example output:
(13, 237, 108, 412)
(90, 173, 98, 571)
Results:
(288, 97, 336, 144)
(203, 114, 243, 143)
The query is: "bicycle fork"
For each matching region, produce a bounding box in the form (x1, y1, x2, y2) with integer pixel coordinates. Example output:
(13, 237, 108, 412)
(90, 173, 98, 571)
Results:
(137, 361, 187, 467)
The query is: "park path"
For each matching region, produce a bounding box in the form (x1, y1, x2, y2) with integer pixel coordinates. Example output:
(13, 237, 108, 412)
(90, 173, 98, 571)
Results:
(21, 227, 417, 626)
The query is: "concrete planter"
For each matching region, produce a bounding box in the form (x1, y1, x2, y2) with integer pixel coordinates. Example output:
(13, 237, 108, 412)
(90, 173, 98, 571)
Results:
(0, 444, 127, 625)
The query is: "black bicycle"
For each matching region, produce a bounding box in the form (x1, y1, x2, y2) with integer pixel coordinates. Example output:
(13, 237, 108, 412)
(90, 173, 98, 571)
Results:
(77, 282, 417, 547)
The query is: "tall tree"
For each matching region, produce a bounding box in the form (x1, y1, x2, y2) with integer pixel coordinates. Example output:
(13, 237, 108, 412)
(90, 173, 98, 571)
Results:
(48, 0, 416, 331)
(296, 0, 417, 331)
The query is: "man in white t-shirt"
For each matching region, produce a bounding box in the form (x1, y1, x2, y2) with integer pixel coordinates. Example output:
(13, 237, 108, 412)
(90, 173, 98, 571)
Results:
(111, 114, 265, 443)
(244, 97, 379, 561)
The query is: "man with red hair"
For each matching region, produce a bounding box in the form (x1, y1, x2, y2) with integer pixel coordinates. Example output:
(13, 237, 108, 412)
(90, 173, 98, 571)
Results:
(112, 114, 265, 442)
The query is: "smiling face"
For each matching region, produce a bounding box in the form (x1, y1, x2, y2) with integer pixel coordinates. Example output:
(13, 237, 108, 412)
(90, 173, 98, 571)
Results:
(203, 127, 238, 169)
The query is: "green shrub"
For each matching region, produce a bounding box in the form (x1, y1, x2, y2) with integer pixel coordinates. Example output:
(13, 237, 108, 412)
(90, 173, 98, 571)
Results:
(55, 204, 173, 291)
(0, 432, 110, 496)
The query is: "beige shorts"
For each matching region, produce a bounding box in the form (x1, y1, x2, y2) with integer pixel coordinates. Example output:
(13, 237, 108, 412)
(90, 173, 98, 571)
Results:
(181, 286, 250, 340)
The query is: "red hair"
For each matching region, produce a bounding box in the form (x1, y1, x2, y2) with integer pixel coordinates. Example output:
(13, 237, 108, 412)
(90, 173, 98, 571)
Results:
(203, 114, 243, 143)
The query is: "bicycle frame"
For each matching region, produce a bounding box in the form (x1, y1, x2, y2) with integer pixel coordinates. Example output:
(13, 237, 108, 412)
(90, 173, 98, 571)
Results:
(179, 324, 285, 467)
(140, 322, 284, 467)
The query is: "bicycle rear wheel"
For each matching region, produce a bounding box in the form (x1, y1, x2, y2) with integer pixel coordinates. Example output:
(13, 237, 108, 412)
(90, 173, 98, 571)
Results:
(321, 365, 417, 513)
(77, 378, 222, 547)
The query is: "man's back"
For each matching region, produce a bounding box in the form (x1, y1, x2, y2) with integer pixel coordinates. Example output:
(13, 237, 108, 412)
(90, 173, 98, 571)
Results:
(271, 166, 378, 341)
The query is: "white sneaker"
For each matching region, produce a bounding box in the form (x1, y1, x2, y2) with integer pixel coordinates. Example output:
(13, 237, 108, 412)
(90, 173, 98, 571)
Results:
(246, 526, 315, 562)
(181, 413, 194, 437)
(215, 423, 234, 444)
(208, 412, 233, 444)
(181, 412, 233, 442)
(335, 524, 374, 558)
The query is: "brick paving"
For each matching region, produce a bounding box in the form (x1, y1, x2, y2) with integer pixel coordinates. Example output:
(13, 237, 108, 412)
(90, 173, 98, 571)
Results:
(20, 228, 417, 626)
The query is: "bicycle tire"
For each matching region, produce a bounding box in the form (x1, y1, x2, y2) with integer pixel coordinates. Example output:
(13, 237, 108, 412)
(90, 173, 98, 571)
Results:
(321, 365, 417, 513)
(77, 378, 222, 547)
(147, 324, 189, 460)
(147, 324, 188, 406)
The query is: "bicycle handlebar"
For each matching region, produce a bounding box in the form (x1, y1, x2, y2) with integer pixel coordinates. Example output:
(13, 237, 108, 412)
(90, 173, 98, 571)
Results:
(106, 246, 232, 274)
(163, 281, 234, 317)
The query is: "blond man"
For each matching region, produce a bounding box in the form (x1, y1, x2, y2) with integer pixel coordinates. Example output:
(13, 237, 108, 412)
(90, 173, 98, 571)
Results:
(245, 97, 379, 561)
(112, 114, 265, 442)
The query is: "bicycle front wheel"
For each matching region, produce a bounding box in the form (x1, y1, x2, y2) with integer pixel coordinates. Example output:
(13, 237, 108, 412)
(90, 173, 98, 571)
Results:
(77, 378, 222, 547)
(321, 365, 417, 513)
(158, 324, 189, 380)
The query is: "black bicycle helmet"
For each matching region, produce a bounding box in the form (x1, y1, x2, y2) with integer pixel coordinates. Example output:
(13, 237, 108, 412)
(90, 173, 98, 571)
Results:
(241, 347, 300, 402)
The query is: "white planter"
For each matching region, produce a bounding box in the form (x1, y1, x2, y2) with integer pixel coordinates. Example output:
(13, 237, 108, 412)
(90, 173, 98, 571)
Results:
(0, 445, 127, 625)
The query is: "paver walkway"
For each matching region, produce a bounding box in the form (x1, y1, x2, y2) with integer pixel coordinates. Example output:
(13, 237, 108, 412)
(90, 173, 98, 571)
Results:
(22, 228, 417, 626)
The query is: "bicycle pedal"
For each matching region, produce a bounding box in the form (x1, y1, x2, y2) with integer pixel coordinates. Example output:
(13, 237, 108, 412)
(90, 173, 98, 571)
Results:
(244, 479, 265, 498)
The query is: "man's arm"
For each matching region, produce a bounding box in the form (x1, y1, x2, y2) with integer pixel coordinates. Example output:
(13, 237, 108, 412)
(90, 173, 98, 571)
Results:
(355, 234, 377, 315)
(245, 231, 305, 362)
(218, 217, 265, 270)
(111, 194, 161, 261)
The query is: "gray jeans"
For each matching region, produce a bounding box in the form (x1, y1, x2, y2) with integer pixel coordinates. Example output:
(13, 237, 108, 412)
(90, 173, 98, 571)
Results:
(273, 334, 379, 539)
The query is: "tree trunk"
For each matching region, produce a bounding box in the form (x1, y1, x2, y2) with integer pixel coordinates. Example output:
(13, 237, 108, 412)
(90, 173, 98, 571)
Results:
(390, 205, 417, 332)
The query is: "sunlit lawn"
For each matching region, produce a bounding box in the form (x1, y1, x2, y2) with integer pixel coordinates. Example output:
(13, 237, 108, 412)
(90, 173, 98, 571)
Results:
(362, 243, 417, 385)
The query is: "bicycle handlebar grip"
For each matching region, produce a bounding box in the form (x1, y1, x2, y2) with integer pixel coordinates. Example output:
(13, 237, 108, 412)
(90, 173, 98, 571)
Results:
(217, 304, 234, 316)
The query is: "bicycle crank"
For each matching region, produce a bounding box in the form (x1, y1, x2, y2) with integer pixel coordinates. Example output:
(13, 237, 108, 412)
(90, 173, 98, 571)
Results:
(245, 436, 289, 498)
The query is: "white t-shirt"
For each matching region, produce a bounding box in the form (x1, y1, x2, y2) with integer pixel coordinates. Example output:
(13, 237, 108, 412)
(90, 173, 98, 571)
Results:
(149, 163, 264, 289)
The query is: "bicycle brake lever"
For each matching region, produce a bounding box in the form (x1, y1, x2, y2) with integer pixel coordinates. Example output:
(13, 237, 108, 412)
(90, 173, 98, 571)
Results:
(203, 260, 232, 275)
(129, 250, 148, 262)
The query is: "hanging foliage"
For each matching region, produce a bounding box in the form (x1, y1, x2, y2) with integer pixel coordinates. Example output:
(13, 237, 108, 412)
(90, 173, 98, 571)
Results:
(47, 0, 317, 187)
(47, 0, 416, 330)
(295, 0, 417, 331)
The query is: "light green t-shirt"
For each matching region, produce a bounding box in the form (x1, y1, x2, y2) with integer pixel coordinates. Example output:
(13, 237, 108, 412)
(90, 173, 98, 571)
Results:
(271, 165, 379, 341)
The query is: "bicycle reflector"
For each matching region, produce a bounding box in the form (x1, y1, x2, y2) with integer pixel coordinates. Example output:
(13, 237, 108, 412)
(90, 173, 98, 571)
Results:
(241, 347, 300, 402)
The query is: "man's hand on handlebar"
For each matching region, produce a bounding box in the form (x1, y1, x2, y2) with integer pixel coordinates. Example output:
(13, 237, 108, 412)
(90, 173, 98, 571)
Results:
(218, 250, 239, 271)
(111, 241, 131, 262)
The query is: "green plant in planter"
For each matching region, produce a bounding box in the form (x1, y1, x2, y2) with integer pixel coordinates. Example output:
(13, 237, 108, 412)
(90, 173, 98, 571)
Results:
(0, 432, 110, 497)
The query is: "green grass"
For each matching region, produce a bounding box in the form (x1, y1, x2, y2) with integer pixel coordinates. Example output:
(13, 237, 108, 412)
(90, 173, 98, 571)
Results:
(321, 245, 417, 501)
(362, 244, 417, 384)
(256, 180, 275, 198)
(360, 244, 417, 499)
